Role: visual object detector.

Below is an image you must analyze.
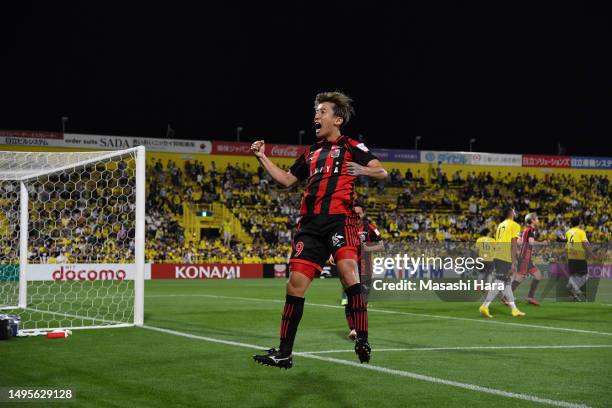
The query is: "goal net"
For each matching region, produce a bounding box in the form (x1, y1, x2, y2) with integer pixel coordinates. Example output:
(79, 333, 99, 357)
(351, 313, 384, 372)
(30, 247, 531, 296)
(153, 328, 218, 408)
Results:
(0, 147, 145, 334)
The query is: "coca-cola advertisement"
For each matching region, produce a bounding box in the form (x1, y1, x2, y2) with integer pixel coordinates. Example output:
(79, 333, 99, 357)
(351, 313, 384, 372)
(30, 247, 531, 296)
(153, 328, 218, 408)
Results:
(268, 144, 306, 158)
(212, 141, 306, 158)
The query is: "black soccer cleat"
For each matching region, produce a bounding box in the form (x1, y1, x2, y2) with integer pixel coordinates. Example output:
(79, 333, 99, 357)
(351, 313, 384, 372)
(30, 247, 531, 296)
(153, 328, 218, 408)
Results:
(354, 339, 371, 364)
(253, 348, 293, 369)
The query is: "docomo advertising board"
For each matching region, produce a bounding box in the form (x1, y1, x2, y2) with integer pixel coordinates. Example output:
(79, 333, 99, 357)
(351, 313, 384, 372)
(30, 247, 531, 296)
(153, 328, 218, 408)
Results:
(25, 264, 152, 281)
(20, 263, 289, 281)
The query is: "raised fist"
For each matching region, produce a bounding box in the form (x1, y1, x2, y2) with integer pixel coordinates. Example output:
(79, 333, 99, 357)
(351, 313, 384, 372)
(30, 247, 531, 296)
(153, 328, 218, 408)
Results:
(250, 140, 265, 158)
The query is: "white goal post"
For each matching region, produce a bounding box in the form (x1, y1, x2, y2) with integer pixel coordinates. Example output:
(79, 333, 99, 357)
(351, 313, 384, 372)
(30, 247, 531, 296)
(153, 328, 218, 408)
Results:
(0, 146, 145, 333)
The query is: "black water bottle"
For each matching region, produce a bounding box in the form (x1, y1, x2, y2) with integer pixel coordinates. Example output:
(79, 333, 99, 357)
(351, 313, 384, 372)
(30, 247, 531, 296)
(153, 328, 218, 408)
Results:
(0, 318, 10, 340)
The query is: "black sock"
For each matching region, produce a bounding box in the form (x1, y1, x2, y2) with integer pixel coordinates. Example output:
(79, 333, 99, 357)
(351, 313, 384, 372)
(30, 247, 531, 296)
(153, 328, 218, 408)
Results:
(528, 279, 540, 298)
(346, 284, 368, 340)
(279, 295, 305, 355)
(511, 280, 520, 292)
(345, 304, 355, 331)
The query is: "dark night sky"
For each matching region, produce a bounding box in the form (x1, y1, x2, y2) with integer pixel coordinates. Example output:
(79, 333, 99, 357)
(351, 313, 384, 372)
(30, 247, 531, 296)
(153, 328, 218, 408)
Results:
(2, 3, 611, 156)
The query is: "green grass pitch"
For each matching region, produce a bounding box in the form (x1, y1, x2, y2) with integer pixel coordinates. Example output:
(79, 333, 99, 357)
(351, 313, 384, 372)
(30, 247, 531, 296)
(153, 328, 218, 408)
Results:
(2, 279, 612, 407)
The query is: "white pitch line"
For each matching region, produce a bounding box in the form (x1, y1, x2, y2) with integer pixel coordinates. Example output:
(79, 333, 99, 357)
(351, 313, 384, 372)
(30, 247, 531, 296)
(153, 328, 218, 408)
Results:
(143, 324, 268, 350)
(147, 293, 612, 337)
(300, 344, 612, 355)
(141, 324, 591, 408)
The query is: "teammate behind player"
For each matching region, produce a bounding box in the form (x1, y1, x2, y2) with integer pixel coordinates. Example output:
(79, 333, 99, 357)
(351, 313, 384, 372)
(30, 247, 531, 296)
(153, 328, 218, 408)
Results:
(251, 91, 387, 368)
(475, 228, 495, 286)
(479, 206, 526, 317)
(511, 212, 545, 305)
(566, 217, 595, 301)
(337, 201, 384, 340)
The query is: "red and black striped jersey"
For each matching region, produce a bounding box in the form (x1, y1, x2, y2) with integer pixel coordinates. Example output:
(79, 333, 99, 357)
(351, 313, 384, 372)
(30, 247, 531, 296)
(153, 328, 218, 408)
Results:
(519, 226, 536, 261)
(358, 218, 382, 244)
(289, 136, 378, 216)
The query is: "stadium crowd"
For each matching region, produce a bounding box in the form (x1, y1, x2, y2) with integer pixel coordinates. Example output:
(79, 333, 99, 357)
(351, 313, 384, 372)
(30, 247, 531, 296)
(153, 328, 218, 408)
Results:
(144, 158, 293, 264)
(1, 161, 137, 264)
(142, 159, 610, 262)
(370, 166, 611, 245)
(0, 156, 609, 265)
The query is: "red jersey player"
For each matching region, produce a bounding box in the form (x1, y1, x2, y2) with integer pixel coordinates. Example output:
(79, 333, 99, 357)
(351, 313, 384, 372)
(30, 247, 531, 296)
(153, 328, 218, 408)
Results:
(511, 212, 545, 305)
(334, 200, 384, 340)
(251, 92, 387, 368)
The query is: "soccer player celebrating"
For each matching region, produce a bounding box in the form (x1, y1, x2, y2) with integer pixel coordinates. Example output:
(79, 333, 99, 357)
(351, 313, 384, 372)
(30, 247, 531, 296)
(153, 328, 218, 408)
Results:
(479, 206, 526, 318)
(475, 228, 495, 286)
(510, 212, 545, 305)
(566, 217, 595, 301)
(337, 200, 384, 340)
(251, 92, 387, 368)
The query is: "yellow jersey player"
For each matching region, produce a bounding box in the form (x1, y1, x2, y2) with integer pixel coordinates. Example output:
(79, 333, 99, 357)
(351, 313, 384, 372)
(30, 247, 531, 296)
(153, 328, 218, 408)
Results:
(475, 228, 495, 285)
(566, 217, 594, 301)
(479, 206, 525, 317)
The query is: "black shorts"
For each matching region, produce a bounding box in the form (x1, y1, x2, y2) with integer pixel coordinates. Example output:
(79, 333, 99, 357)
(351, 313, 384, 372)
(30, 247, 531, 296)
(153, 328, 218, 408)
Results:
(290, 214, 360, 277)
(494, 259, 512, 281)
(568, 259, 588, 276)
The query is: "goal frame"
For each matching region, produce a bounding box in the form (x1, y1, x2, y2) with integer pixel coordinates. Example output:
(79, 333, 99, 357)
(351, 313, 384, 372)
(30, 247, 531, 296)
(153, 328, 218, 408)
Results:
(5, 145, 145, 331)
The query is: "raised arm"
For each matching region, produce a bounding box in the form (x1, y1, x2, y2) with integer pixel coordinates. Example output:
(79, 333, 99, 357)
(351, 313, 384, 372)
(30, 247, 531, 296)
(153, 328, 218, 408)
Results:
(346, 159, 388, 181)
(250, 140, 298, 188)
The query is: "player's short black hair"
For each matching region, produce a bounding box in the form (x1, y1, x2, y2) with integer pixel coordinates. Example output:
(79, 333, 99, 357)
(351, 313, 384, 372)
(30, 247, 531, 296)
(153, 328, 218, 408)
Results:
(571, 217, 581, 227)
(501, 205, 515, 220)
(353, 198, 364, 210)
(314, 91, 355, 126)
